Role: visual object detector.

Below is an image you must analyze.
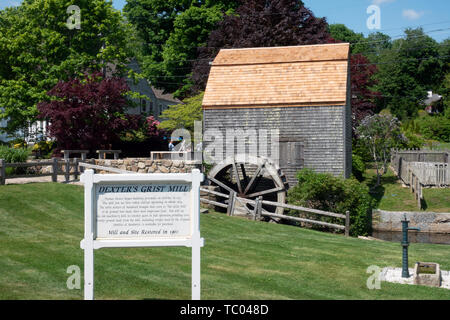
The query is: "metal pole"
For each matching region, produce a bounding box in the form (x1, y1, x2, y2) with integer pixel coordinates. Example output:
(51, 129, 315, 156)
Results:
(401, 217, 410, 278)
(401, 214, 420, 278)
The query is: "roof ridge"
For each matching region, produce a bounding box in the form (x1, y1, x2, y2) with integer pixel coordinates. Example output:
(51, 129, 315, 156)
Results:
(219, 43, 350, 51)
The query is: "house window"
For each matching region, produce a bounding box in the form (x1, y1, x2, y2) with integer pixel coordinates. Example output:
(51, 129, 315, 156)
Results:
(159, 104, 163, 116)
(149, 101, 153, 114)
(279, 138, 304, 168)
(140, 99, 147, 114)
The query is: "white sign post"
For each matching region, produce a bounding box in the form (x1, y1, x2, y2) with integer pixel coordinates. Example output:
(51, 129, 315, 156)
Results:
(80, 168, 204, 300)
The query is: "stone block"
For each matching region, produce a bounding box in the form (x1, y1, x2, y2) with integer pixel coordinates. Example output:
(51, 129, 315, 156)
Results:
(158, 166, 169, 173)
(413, 262, 441, 287)
(138, 162, 146, 169)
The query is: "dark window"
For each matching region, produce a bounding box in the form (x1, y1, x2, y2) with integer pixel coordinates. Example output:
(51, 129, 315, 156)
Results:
(140, 99, 147, 114)
(279, 139, 304, 168)
(149, 101, 153, 113)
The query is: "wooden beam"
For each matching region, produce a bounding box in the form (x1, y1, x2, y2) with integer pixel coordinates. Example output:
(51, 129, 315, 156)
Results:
(232, 161, 243, 194)
(260, 200, 346, 219)
(246, 186, 284, 198)
(199, 188, 229, 199)
(200, 198, 228, 209)
(261, 212, 345, 230)
(208, 176, 236, 194)
(243, 162, 265, 195)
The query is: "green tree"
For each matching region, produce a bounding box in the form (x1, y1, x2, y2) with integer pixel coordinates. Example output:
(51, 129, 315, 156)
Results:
(158, 92, 203, 133)
(365, 32, 392, 61)
(124, 0, 237, 98)
(159, 6, 224, 97)
(374, 28, 444, 119)
(328, 24, 369, 54)
(356, 114, 403, 186)
(0, 0, 133, 135)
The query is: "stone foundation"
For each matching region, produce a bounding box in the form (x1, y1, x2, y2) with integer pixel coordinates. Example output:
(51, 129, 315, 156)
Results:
(94, 158, 200, 174)
(372, 209, 450, 234)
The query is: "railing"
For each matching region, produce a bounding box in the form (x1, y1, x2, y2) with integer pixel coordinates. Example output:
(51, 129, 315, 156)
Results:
(409, 170, 423, 209)
(0, 158, 87, 185)
(61, 150, 89, 161)
(200, 188, 350, 236)
(390, 149, 449, 210)
(96, 150, 121, 160)
(405, 162, 449, 187)
(391, 149, 449, 171)
(78, 162, 133, 174)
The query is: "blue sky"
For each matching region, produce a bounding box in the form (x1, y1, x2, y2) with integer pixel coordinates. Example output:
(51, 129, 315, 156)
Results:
(1, 0, 449, 42)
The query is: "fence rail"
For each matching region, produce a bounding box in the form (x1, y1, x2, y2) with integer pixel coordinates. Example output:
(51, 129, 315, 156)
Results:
(200, 187, 350, 236)
(0, 158, 86, 185)
(390, 149, 449, 209)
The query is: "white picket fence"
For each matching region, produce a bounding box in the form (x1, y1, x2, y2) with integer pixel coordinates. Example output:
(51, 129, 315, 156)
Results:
(400, 161, 449, 187)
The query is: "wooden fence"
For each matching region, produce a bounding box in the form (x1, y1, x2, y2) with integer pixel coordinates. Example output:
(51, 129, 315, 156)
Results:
(404, 162, 449, 187)
(391, 149, 449, 170)
(396, 160, 450, 209)
(200, 187, 350, 236)
(0, 158, 88, 185)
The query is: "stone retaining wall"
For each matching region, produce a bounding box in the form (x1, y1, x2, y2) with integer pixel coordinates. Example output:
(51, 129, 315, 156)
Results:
(94, 158, 200, 174)
(372, 209, 450, 234)
(27, 158, 201, 175)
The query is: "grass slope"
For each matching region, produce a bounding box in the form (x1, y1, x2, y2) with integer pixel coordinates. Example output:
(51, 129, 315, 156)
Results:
(0, 183, 449, 300)
(363, 167, 450, 212)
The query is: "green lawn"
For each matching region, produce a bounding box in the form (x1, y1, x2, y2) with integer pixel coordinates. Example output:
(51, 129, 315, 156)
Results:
(363, 167, 450, 212)
(1, 183, 449, 300)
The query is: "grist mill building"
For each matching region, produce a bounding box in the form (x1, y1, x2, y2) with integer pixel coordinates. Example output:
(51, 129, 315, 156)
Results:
(202, 43, 352, 187)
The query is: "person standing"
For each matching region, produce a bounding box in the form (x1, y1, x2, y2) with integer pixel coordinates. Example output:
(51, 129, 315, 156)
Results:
(168, 140, 175, 151)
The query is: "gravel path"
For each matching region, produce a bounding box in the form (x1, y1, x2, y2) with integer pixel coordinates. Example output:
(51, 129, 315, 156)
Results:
(380, 267, 450, 289)
(4, 175, 83, 185)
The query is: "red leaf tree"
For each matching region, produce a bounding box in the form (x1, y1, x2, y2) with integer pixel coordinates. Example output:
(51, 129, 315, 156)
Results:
(37, 72, 139, 154)
(350, 54, 381, 133)
(191, 0, 334, 92)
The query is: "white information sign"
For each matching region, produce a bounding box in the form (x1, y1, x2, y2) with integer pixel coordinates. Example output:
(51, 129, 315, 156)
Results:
(80, 169, 204, 300)
(95, 183, 192, 239)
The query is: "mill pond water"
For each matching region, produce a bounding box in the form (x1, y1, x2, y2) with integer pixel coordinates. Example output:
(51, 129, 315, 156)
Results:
(372, 230, 450, 245)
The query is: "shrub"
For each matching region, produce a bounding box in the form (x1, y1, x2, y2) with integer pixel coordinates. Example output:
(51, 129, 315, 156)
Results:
(0, 146, 30, 163)
(351, 153, 366, 181)
(417, 115, 450, 143)
(402, 131, 425, 149)
(31, 141, 55, 159)
(287, 169, 373, 236)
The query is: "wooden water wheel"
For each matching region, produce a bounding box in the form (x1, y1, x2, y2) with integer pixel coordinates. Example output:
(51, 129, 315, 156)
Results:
(207, 155, 288, 216)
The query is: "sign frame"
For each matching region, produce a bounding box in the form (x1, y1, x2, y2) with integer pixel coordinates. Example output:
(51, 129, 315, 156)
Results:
(80, 169, 204, 300)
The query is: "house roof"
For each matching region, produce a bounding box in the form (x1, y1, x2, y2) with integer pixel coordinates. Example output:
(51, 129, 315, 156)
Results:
(151, 87, 182, 104)
(202, 43, 350, 109)
(423, 93, 442, 106)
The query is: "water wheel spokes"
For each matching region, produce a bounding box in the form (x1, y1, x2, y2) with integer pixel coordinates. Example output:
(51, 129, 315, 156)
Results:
(207, 155, 287, 215)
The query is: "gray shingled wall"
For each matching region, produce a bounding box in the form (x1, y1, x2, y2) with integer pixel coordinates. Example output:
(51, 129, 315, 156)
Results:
(204, 105, 350, 187)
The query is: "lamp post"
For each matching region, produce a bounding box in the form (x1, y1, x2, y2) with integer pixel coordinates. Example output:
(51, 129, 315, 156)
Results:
(401, 214, 420, 278)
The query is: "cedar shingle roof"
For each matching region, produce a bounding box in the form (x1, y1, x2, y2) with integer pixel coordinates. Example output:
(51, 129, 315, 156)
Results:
(203, 43, 350, 109)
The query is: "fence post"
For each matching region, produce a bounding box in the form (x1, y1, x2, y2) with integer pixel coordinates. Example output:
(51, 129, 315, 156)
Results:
(253, 196, 263, 221)
(73, 157, 78, 181)
(256, 196, 263, 220)
(51, 157, 58, 182)
(65, 158, 70, 183)
(227, 191, 236, 216)
(345, 211, 350, 237)
(418, 183, 422, 209)
(80, 153, 86, 173)
(0, 159, 5, 185)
